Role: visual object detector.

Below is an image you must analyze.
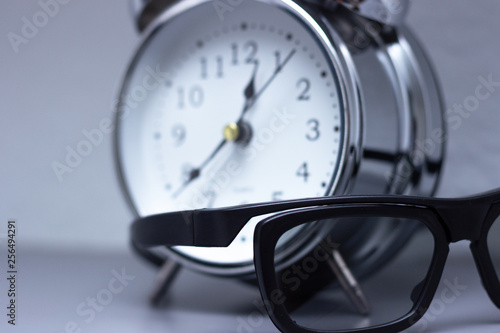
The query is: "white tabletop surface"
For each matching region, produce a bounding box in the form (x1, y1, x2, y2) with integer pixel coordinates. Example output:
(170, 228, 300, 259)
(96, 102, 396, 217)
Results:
(1, 243, 500, 333)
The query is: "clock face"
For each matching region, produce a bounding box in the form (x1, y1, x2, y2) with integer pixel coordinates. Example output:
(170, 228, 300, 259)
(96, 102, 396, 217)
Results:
(117, 0, 347, 265)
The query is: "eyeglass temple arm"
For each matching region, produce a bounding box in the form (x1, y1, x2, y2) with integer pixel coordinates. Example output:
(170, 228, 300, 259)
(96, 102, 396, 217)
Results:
(132, 191, 421, 248)
(131, 209, 250, 247)
(132, 187, 500, 248)
(131, 197, 340, 247)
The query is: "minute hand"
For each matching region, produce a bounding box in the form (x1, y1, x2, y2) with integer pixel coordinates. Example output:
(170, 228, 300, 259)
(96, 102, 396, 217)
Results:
(237, 48, 296, 121)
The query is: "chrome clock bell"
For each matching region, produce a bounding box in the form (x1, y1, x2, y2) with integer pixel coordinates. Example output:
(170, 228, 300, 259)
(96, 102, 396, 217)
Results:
(116, 0, 445, 304)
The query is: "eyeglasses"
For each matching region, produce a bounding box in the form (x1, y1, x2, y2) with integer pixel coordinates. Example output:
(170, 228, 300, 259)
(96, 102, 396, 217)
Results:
(132, 189, 500, 333)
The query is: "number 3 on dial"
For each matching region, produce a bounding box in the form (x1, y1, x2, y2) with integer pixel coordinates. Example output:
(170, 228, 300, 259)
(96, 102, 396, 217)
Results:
(306, 118, 320, 141)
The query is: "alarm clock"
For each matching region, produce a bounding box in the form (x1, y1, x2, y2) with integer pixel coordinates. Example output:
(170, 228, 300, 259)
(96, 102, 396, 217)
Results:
(115, 0, 445, 302)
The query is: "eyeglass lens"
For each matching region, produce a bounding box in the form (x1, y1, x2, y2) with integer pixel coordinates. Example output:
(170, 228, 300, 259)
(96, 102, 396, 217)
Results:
(487, 214, 500, 279)
(273, 217, 435, 331)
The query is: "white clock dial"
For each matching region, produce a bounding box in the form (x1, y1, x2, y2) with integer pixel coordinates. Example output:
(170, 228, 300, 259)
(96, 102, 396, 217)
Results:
(118, 0, 346, 265)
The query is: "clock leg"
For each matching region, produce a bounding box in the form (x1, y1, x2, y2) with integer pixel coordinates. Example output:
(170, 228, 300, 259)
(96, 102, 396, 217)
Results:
(149, 258, 181, 307)
(276, 244, 370, 316)
(327, 250, 371, 315)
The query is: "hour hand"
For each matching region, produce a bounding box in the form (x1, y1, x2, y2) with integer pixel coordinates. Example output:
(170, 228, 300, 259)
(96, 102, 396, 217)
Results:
(240, 48, 296, 118)
(244, 61, 259, 100)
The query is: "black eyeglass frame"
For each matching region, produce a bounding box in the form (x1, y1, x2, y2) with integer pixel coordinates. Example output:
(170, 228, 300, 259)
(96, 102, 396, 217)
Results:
(132, 189, 500, 333)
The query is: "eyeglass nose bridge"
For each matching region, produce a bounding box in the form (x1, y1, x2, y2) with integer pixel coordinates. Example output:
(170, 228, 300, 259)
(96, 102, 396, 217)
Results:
(433, 198, 500, 309)
(434, 199, 490, 243)
(467, 201, 500, 309)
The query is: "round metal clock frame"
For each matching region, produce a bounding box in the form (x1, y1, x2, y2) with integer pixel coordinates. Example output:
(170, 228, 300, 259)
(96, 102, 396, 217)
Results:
(116, 0, 445, 303)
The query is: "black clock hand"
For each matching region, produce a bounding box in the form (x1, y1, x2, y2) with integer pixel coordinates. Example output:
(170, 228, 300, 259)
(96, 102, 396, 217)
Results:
(244, 60, 259, 102)
(237, 48, 296, 122)
(172, 49, 296, 199)
(172, 139, 226, 198)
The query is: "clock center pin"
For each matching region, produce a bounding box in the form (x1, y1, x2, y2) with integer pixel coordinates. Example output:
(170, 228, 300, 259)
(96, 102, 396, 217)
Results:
(224, 123, 240, 141)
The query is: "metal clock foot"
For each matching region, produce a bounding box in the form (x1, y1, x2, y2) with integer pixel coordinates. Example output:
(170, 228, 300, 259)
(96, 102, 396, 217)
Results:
(149, 258, 181, 307)
(327, 249, 371, 315)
